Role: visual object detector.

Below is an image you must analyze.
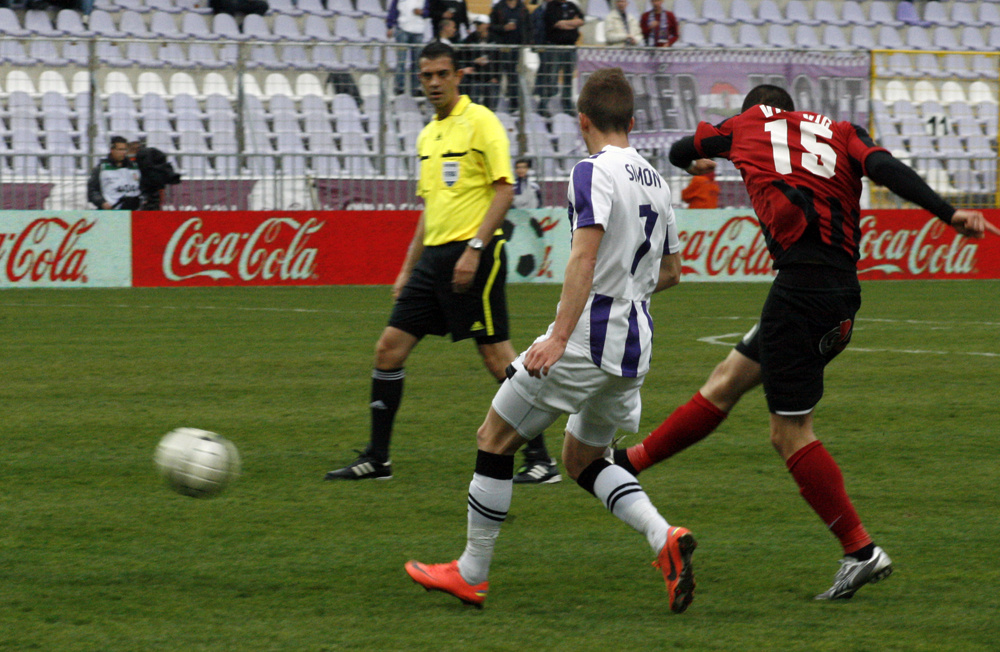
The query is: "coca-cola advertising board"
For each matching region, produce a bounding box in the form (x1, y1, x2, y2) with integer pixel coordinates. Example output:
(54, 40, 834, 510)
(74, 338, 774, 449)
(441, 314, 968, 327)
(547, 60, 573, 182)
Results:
(0, 211, 132, 287)
(856, 210, 1000, 279)
(131, 210, 419, 286)
(504, 208, 1000, 284)
(676, 209, 1000, 281)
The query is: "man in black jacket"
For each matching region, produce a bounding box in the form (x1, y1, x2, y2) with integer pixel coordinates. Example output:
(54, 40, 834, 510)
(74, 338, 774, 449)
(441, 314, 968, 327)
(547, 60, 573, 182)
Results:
(428, 0, 469, 38)
(128, 139, 181, 210)
(538, 0, 583, 116)
(489, 0, 530, 112)
(461, 18, 497, 109)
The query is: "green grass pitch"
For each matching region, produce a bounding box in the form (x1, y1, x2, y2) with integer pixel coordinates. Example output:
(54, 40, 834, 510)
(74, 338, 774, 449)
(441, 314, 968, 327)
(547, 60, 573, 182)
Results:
(1, 281, 998, 651)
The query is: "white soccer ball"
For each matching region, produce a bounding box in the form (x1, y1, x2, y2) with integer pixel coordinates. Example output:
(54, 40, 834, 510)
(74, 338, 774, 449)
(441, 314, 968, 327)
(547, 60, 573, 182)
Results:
(154, 428, 241, 498)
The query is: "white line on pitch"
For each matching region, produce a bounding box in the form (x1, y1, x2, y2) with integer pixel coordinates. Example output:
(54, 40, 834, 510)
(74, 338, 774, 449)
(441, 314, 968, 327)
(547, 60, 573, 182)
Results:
(0, 302, 356, 315)
(697, 333, 999, 358)
(704, 316, 1000, 327)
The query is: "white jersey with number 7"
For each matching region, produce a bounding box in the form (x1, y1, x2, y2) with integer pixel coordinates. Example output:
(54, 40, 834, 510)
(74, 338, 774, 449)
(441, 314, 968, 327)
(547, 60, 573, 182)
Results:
(564, 145, 679, 378)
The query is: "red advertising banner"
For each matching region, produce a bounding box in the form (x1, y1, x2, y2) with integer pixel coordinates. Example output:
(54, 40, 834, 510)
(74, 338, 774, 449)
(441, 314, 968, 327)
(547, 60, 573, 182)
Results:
(676, 209, 1000, 282)
(856, 210, 1000, 280)
(131, 210, 419, 287)
(127, 209, 998, 287)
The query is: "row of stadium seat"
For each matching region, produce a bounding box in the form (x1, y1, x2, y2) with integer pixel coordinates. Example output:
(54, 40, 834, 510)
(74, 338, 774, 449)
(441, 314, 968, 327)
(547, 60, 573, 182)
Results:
(89, 0, 385, 18)
(0, 37, 390, 72)
(874, 79, 998, 105)
(591, 0, 1000, 29)
(0, 8, 392, 43)
(675, 21, 1000, 50)
(66, 0, 1000, 30)
(4, 151, 994, 194)
(6, 1, 1000, 46)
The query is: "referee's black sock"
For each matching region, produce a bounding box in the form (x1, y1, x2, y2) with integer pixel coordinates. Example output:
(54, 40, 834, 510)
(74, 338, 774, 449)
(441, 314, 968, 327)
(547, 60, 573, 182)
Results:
(366, 367, 404, 463)
(523, 434, 550, 461)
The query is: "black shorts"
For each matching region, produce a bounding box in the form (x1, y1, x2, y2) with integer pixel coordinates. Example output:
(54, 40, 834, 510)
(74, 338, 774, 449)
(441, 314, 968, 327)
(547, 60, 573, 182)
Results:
(750, 265, 861, 415)
(389, 238, 510, 344)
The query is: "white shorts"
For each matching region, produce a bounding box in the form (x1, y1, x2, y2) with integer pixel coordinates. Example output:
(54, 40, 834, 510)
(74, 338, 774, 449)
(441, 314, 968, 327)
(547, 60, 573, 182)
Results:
(492, 343, 644, 448)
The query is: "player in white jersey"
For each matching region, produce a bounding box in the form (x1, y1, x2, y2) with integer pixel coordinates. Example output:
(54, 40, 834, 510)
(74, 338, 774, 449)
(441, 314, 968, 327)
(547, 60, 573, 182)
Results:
(405, 68, 697, 613)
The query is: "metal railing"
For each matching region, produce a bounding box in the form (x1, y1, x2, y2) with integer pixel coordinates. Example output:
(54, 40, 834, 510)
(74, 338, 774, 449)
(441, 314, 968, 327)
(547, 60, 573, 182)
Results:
(0, 39, 998, 209)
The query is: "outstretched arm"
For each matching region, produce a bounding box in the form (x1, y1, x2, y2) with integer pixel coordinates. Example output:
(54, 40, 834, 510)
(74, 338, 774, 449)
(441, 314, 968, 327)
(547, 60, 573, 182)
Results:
(669, 136, 717, 175)
(865, 151, 987, 238)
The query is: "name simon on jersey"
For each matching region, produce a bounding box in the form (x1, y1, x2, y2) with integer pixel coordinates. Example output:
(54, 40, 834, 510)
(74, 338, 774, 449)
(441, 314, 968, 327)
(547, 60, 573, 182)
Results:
(760, 105, 833, 128)
(624, 164, 662, 188)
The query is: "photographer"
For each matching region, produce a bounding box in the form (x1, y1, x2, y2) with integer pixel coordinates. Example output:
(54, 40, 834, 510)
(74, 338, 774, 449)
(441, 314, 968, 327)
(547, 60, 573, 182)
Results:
(128, 138, 181, 211)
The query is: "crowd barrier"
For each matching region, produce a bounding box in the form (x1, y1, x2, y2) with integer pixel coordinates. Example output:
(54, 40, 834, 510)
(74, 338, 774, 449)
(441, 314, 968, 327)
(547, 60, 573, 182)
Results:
(1, 208, 997, 288)
(2, 40, 998, 211)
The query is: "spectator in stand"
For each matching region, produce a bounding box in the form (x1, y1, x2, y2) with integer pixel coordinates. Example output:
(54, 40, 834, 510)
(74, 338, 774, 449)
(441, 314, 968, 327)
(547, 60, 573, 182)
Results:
(48, 0, 93, 16)
(529, 0, 548, 45)
(461, 18, 497, 109)
(429, 0, 470, 39)
(128, 138, 181, 211)
(681, 169, 720, 208)
(640, 0, 678, 47)
(489, 0, 530, 112)
(388, 0, 428, 96)
(539, 0, 584, 116)
(604, 0, 642, 47)
(529, 0, 550, 107)
(210, 0, 268, 16)
(512, 158, 542, 209)
(436, 17, 458, 44)
(88, 136, 142, 210)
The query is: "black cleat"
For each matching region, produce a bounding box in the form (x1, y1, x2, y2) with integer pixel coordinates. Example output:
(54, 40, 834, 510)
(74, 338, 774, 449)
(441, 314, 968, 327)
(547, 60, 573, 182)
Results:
(324, 451, 393, 481)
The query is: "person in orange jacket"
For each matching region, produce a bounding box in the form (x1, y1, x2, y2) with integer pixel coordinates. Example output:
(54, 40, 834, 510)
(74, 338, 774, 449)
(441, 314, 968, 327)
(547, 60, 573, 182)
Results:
(681, 169, 720, 208)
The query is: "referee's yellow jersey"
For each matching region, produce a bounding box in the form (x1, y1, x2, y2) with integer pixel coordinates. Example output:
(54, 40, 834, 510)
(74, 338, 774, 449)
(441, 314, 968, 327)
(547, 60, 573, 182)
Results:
(416, 95, 513, 247)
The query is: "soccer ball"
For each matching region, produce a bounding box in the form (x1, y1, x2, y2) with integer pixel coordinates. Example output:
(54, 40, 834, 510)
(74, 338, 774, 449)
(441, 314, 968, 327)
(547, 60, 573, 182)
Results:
(154, 428, 241, 498)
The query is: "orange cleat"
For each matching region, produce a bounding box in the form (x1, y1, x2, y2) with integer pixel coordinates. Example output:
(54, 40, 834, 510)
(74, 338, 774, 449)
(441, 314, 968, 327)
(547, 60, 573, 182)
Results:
(405, 560, 488, 608)
(653, 526, 697, 613)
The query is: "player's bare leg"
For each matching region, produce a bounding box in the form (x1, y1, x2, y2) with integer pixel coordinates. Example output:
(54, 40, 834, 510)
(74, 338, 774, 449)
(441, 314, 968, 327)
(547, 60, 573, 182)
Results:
(479, 340, 561, 484)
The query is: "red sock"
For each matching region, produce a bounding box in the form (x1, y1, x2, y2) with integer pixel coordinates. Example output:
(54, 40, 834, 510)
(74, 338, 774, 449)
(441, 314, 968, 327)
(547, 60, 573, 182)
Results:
(786, 440, 872, 556)
(627, 392, 727, 472)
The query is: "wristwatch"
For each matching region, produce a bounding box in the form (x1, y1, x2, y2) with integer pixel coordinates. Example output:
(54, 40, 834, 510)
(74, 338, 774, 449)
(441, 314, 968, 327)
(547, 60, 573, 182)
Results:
(467, 237, 485, 251)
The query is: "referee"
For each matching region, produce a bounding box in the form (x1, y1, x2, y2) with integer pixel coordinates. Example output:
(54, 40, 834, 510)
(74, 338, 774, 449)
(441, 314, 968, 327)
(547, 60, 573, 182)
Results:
(326, 41, 559, 482)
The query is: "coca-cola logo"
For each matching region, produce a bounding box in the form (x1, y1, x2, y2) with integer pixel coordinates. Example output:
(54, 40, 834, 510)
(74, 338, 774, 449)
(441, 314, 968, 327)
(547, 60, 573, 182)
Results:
(163, 217, 325, 282)
(679, 215, 774, 278)
(0, 217, 93, 283)
(858, 215, 978, 276)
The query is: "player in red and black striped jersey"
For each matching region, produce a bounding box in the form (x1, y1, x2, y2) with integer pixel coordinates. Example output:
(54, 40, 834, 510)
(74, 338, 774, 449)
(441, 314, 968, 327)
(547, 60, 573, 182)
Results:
(614, 84, 992, 601)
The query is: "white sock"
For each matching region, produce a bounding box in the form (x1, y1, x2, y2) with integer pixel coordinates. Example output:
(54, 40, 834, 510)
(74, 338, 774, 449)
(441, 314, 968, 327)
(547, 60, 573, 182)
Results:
(457, 473, 511, 585)
(593, 464, 669, 553)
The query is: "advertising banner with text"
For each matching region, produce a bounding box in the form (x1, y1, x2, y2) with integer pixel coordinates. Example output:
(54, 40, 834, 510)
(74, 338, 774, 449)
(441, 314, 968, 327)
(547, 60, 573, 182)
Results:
(0, 211, 132, 288)
(131, 210, 419, 287)
(0, 209, 995, 288)
(504, 208, 1000, 283)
